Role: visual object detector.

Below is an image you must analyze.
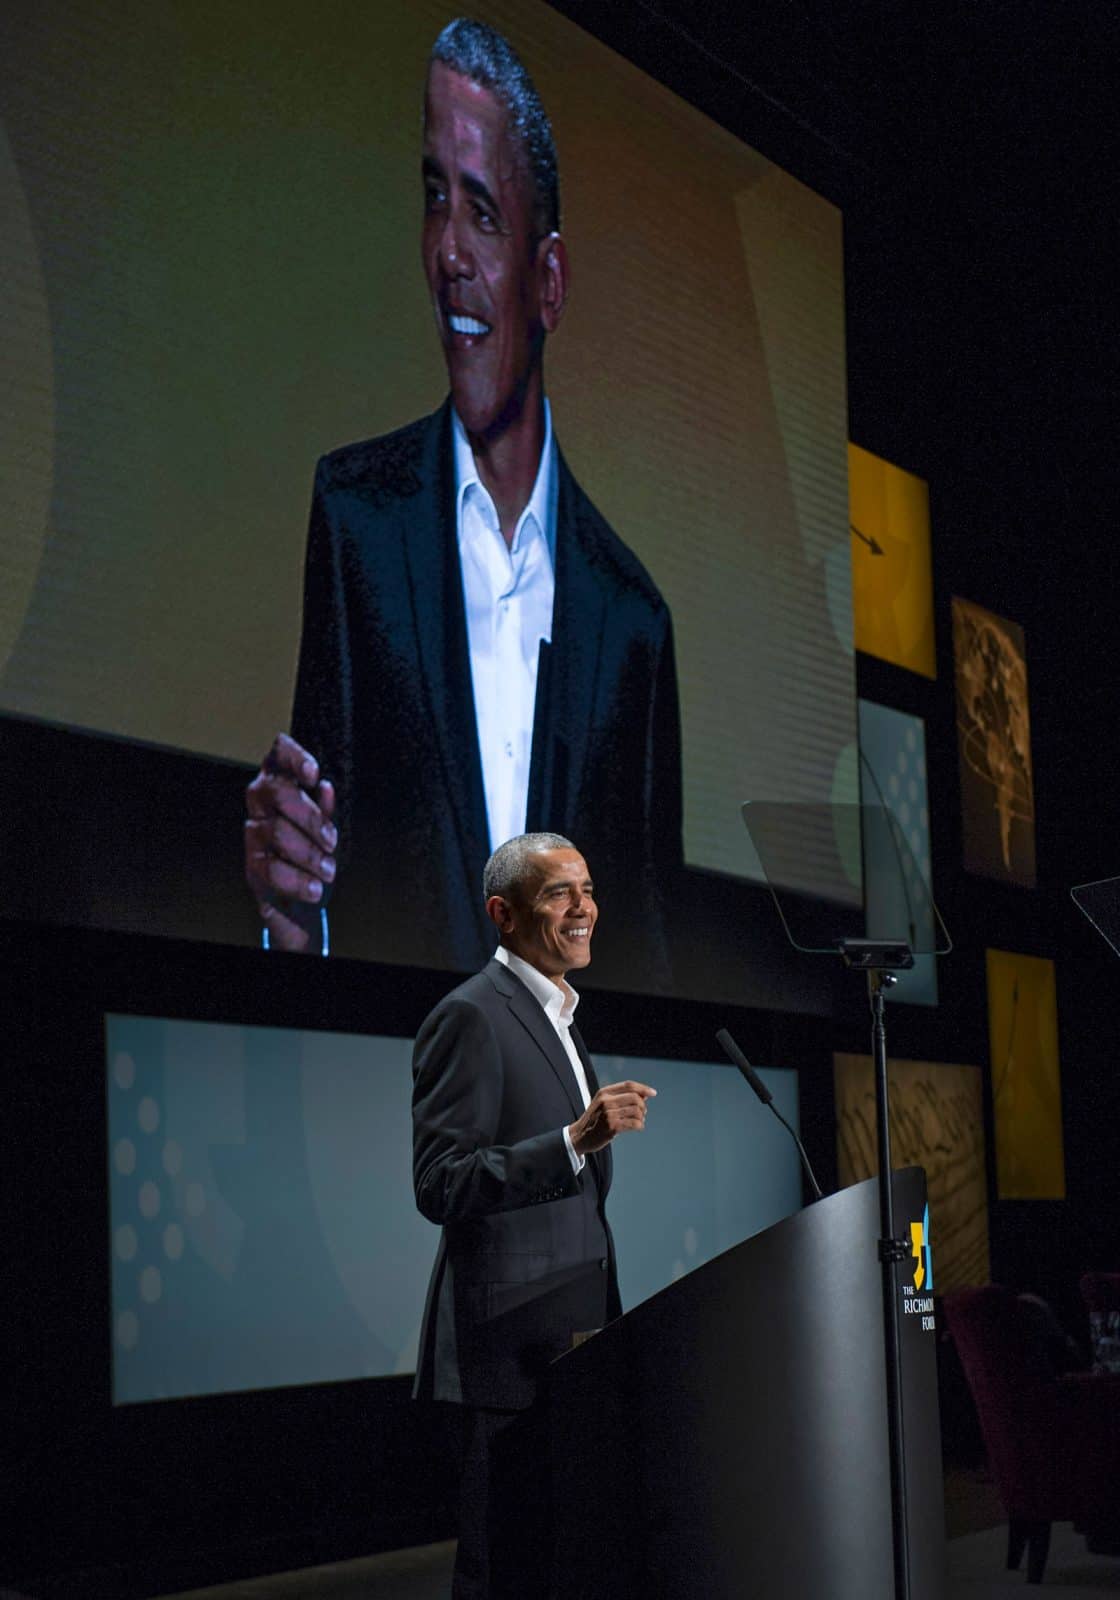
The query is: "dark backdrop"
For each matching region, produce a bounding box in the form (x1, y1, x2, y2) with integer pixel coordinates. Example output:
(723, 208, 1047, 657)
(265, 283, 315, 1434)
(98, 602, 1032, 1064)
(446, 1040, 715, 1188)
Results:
(5, 2, 1118, 1594)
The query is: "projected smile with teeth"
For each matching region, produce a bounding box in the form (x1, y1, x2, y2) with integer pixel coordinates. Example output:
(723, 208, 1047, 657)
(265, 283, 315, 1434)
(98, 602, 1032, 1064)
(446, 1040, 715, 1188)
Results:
(447, 313, 492, 337)
(422, 62, 559, 446)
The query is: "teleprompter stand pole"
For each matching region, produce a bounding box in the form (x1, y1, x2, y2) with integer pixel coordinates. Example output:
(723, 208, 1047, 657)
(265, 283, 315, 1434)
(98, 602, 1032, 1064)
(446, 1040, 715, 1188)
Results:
(869, 966, 911, 1600)
(739, 793, 950, 1600)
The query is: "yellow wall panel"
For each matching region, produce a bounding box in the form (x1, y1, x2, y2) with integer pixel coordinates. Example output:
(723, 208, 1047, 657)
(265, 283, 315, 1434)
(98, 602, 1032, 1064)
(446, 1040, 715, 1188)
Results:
(986, 949, 1065, 1199)
(834, 1052, 990, 1293)
(953, 598, 1037, 886)
(849, 442, 936, 678)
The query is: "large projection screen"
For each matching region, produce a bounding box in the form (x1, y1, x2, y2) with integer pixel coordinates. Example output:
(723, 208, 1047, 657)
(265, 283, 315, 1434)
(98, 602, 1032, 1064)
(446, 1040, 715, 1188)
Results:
(3, 0, 854, 990)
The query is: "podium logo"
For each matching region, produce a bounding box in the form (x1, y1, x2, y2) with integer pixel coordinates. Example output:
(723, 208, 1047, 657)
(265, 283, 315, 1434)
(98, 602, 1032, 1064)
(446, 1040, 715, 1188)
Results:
(903, 1205, 935, 1330)
(909, 1203, 933, 1292)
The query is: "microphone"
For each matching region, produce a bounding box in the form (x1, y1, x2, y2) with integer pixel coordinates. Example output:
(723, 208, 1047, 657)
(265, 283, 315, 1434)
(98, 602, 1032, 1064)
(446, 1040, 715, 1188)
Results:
(716, 1028, 823, 1202)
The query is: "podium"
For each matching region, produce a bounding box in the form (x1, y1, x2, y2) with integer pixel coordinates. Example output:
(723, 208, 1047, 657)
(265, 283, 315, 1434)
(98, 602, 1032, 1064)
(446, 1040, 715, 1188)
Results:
(501, 1168, 945, 1599)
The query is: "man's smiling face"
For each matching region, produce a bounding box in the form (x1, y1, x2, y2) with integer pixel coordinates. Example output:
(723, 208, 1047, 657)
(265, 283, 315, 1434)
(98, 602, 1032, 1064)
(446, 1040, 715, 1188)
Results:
(494, 848, 597, 981)
(421, 62, 550, 442)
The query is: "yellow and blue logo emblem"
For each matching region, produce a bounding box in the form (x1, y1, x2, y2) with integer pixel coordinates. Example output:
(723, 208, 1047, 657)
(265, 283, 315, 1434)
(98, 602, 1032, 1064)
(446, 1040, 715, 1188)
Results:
(909, 1202, 933, 1292)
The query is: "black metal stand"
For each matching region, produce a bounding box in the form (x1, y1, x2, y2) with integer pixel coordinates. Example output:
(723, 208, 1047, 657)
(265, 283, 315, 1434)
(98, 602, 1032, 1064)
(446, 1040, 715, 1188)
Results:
(870, 967, 912, 1600)
(739, 802, 951, 1600)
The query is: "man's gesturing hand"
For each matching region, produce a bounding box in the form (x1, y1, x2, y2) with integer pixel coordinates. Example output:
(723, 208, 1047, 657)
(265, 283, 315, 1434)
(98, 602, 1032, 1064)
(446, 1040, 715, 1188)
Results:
(244, 732, 338, 952)
(568, 1081, 657, 1158)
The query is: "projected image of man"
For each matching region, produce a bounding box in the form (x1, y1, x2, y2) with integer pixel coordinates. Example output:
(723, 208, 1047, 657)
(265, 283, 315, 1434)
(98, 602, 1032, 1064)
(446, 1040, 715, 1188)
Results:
(243, 18, 683, 985)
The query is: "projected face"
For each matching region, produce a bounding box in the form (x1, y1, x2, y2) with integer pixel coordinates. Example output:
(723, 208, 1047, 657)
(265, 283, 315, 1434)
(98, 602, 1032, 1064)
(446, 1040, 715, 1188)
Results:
(492, 848, 597, 981)
(421, 63, 561, 443)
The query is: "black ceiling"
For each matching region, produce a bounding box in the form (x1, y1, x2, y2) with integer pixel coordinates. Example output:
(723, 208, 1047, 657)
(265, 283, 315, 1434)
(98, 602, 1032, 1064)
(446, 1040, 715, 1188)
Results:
(563, 0, 1116, 491)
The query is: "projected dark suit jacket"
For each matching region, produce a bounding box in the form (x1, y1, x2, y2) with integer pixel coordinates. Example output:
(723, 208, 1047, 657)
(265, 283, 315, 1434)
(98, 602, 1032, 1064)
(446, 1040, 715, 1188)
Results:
(291, 400, 682, 984)
(411, 956, 620, 1409)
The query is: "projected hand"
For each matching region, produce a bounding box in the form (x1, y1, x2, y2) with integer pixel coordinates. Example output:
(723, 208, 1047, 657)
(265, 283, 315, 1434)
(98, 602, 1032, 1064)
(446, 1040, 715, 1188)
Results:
(569, 1081, 656, 1157)
(244, 732, 337, 952)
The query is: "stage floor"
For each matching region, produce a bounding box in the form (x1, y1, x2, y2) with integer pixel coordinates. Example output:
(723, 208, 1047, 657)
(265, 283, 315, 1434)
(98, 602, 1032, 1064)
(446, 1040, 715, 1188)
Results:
(147, 1481, 1120, 1600)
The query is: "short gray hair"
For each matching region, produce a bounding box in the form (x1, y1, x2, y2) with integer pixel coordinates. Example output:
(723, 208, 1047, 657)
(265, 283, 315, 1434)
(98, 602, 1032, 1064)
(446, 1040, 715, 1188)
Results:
(430, 17, 560, 237)
(483, 832, 574, 902)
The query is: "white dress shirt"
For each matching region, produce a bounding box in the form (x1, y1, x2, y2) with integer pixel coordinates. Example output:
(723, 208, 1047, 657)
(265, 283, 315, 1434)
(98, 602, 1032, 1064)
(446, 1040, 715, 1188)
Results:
(453, 403, 558, 852)
(266, 409, 557, 957)
(494, 944, 590, 1174)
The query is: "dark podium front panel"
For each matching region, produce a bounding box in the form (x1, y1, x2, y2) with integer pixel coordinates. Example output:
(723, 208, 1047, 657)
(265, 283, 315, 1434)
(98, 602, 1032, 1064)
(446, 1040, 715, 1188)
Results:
(515, 1168, 943, 1600)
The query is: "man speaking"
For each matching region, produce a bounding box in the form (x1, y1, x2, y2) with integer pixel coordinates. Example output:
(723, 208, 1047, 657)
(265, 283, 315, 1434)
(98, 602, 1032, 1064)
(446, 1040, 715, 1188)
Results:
(411, 832, 655, 1598)
(243, 17, 682, 987)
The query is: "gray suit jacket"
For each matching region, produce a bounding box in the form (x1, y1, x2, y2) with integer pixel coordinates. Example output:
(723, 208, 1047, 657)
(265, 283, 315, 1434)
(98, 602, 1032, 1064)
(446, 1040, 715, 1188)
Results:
(412, 957, 620, 1410)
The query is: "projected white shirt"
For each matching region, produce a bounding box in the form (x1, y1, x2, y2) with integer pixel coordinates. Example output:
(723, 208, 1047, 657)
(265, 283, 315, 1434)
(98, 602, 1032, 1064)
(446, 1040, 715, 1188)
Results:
(453, 402, 558, 852)
(268, 407, 558, 959)
(494, 943, 589, 1174)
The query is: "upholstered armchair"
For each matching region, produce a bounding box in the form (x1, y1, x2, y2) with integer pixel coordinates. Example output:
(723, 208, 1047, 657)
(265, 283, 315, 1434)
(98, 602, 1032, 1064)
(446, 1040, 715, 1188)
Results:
(943, 1283, 1120, 1583)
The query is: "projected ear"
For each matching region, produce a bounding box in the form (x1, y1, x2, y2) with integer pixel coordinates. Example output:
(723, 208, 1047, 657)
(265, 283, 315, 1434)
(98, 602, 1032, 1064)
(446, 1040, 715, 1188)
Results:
(539, 231, 569, 333)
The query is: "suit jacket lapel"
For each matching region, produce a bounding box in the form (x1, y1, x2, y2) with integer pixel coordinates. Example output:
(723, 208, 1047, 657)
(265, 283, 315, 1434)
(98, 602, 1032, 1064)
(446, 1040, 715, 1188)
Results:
(572, 1022, 612, 1197)
(400, 402, 491, 907)
(487, 960, 585, 1122)
(527, 451, 607, 830)
(573, 1026, 600, 1097)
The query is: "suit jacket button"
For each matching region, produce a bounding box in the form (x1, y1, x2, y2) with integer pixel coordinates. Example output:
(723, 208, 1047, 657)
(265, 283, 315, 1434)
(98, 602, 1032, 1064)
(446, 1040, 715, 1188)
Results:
(599, 1258, 608, 1270)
